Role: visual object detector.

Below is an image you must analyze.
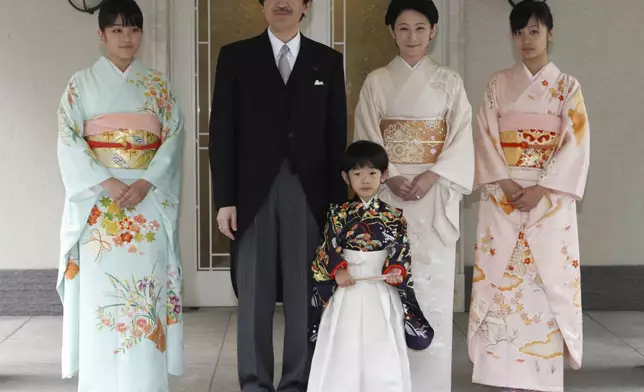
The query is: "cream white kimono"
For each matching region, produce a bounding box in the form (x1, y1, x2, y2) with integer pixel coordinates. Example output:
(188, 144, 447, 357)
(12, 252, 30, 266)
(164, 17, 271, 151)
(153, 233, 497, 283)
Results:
(353, 56, 474, 392)
(467, 62, 590, 392)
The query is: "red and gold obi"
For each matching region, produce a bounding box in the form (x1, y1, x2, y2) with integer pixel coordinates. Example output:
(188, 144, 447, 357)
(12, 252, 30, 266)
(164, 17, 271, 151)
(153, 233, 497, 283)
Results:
(379, 118, 447, 164)
(83, 113, 162, 170)
(498, 114, 562, 169)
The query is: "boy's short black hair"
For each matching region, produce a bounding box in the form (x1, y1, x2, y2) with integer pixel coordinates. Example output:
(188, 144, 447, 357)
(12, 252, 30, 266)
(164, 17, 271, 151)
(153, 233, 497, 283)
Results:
(508, 0, 553, 34)
(98, 0, 144, 31)
(342, 141, 389, 173)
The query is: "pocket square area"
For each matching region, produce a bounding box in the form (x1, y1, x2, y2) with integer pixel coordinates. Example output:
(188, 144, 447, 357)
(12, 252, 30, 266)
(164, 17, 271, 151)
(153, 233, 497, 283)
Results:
(314, 80, 324, 85)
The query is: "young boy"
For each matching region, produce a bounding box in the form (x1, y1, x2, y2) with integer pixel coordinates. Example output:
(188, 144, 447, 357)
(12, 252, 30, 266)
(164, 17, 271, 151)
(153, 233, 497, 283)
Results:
(307, 140, 433, 392)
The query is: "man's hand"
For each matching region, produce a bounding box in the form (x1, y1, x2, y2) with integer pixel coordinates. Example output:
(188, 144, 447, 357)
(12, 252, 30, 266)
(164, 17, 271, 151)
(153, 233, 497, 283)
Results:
(101, 178, 129, 203)
(404, 170, 439, 201)
(334, 269, 355, 288)
(217, 206, 237, 240)
(498, 179, 523, 202)
(118, 179, 153, 209)
(386, 176, 412, 199)
(511, 185, 547, 212)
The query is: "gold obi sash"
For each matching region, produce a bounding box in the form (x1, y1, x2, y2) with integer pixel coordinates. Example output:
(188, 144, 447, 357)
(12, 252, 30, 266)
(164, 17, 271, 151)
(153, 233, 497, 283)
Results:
(379, 118, 447, 164)
(85, 129, 160, 169)
(498, 114, 562, 169)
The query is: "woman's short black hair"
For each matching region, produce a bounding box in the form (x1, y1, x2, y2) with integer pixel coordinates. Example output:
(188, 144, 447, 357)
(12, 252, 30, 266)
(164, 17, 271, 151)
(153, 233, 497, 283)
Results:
(98, 0, 144, 31)
(509, 0, 553, 34)
(342, 141, 389, 173)
(385, 0, 439, 28)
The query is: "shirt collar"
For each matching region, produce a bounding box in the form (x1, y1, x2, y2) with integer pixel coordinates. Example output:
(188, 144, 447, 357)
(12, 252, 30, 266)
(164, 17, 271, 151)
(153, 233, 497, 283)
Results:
(267, 27, 301, 59)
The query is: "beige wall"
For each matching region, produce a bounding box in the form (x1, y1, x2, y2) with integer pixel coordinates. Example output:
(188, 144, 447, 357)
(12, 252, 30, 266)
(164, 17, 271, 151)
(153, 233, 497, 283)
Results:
(0, 0, 155, 269)
(462, 0, 644, 266)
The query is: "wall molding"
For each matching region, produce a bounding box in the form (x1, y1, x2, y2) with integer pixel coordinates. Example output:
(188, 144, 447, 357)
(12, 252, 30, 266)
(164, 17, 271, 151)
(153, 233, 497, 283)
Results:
(142, 0, 171, 75)
(2, 266, 642, 316)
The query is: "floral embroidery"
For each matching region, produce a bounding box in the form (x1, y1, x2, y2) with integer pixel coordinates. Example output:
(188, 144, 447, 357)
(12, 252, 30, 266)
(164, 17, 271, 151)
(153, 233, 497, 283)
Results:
(67, 79, 79, 106)
(86, 197, 160, 256)
(64, 255, 80, 280)
(57, 78, 83, 146)
(162, 200, 178, 209)
(166, 264, 182, 326)
(560, 241, 580, 269)
(475, 229, 496, 256)
(129, 71, 174, 141)
(478, 233, 564, 363)
(485, 77, 497, 109)
(568, 89, 587, 145)
(548, 79, 566, 101)
(96, 264, 167, 354)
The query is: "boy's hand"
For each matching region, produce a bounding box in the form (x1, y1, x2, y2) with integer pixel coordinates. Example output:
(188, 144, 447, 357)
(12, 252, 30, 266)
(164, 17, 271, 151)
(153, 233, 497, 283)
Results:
(385, 269, 404, 285)
(334, 269, 355, 288)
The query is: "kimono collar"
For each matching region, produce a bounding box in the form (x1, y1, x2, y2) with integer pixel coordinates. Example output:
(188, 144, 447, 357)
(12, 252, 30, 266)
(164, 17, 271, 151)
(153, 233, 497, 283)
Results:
(391, 55, 437, 73)
(352, 194, 381, 210)
(517, 61, 561, 85)
(97, 56, 140, 78)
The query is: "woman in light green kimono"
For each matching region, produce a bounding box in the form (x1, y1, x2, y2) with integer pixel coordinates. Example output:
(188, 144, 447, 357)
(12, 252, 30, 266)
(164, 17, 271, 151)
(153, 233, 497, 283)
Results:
(56, 1, 184, 391)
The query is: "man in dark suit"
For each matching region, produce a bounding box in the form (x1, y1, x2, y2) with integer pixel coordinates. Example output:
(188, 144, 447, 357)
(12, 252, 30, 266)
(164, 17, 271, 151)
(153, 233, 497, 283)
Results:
(208, 0, 347, 391)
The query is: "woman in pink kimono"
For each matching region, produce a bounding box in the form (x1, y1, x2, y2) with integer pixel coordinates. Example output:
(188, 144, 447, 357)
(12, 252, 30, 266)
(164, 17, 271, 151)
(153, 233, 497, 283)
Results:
(467, 1, 590, 391)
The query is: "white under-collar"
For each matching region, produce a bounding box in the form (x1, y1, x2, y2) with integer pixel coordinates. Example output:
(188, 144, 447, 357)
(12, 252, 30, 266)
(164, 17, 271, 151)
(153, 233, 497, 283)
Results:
(105, 56, 133, 75)
(360, 195, 377, 208)
(267, 27, 301, 60)
(399, 55, 426, 71)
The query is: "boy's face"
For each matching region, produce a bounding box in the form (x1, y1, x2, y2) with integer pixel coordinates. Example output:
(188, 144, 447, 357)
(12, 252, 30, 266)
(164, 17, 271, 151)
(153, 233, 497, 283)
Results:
(342, 166, 388, 201)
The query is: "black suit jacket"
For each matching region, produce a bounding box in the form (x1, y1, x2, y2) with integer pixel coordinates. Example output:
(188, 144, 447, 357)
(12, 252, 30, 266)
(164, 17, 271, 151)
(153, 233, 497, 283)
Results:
(208, 30, 348, 300)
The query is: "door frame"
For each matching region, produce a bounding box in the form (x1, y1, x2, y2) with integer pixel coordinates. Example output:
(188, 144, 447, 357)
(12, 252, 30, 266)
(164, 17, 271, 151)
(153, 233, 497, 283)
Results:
(167, 0, 467, 310)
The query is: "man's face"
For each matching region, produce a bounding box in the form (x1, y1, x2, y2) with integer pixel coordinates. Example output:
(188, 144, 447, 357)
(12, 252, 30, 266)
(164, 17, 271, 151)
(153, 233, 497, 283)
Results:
(262, 0, 310, 32)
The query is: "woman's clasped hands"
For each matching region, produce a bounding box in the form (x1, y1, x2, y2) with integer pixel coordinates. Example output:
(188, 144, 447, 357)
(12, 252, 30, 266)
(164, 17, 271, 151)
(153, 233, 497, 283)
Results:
(101, 178, 153, 209)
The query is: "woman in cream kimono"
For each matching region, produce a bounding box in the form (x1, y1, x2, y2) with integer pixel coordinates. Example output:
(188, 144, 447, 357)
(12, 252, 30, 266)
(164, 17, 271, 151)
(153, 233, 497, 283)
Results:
(56, 2, 184, 391)
(353, 0, 474, 390)
(467, 1, 590, 391)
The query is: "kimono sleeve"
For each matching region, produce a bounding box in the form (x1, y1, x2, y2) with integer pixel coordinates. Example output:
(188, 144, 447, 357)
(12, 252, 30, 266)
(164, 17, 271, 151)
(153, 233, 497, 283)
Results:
(141, 78, 185, 203)
(57, 74, 112, 201)
(537, 78, 590, 200)
(383, 213, 411, 289)
(473, 76, 513, 188)
(311, 205, 347, 282)
(430, 73, 474, 194)
(353, 73, 400, 177)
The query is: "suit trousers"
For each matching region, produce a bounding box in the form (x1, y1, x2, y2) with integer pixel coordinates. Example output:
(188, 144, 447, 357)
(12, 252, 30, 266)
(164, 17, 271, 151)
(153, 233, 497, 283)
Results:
(236, 162, 321, 392)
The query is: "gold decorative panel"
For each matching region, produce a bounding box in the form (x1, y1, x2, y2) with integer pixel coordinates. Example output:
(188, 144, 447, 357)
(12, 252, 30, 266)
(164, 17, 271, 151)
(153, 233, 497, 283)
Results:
(196, 0, 267, 270)
(341, 0, 397, 143)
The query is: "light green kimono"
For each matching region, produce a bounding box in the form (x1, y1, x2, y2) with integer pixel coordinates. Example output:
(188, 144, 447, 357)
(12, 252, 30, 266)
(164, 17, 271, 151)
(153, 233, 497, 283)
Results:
(56, 56, 184, 392)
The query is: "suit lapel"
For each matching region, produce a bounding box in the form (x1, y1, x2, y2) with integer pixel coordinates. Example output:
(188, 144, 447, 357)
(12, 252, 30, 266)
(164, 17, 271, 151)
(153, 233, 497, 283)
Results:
(257, 30, 288, 90)
(286, 35, 313, 90)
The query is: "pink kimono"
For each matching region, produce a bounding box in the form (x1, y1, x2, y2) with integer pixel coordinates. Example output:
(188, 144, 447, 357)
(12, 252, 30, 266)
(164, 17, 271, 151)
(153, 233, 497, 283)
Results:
(467, 62, 590, 392)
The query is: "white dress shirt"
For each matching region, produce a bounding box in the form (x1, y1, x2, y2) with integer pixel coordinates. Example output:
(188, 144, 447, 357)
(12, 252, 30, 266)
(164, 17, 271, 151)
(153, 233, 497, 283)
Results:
(267, 27, 300, 69)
